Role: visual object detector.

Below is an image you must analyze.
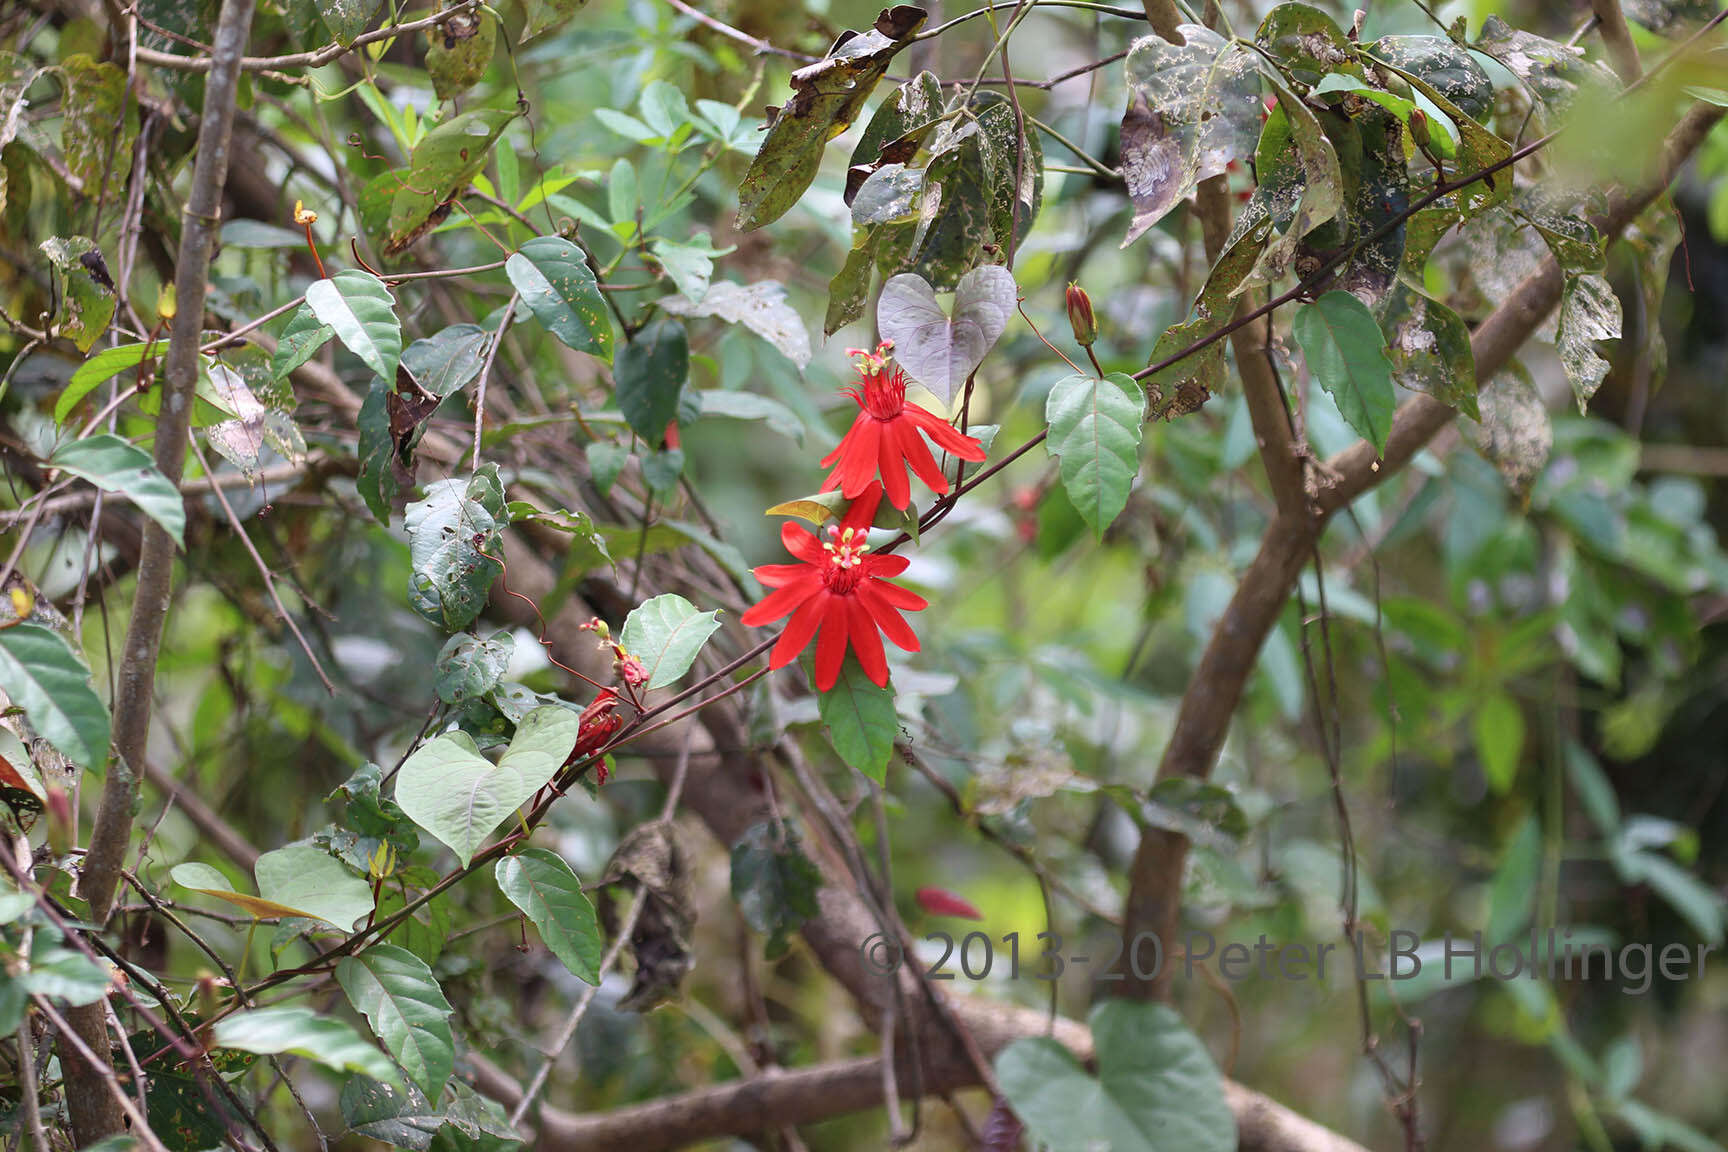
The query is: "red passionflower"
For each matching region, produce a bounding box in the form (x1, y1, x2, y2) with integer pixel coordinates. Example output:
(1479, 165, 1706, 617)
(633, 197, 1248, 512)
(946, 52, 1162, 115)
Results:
(742, 482, 927, 691)
(819, 344, 986, 511)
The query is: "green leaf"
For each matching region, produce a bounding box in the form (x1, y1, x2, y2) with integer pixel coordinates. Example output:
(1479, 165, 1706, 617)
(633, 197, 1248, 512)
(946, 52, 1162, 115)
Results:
(614, 316, 689, 442)
(1564, 740, 1621, 834)
(402, 324, 490, 398)
(506, 237, 614, 361)
(50, 434, 185, 546)
(307, 270, 402, 382)
(403, 473, 505, 631)
(426, 11, 496, 101)
(172, 861, 325, 920)
(23, 945, 112, 1005)
(435, 631, 514, 705)
(519, 0, 582, 42)
(1045, 371, 1145, 538)
(57, 342, 157, 424)
(730, 820, 821, 954)
(386, 109, 517, 255)
(1120, 24, 1263, 244)
(1309, 73, 1416, 120)
(1366, 50, 1511, 217)
(695, 390, 805, 445)
(495, 846, 602, 983)
(1293, 291, 1396, 454)
(1473, 692, 1524, 795)
(396, 707, 579, 867)
(337, 945, 455, 1098)
(618, 592, 721, 690)
(342, 1078, 442, 1150)
(255, 840, 375, 929)
(0, 624, 110, 770)
(1144, 202, 1271, 416)
(271, 304, 335, 380)
(735, 7, 927, 231)
(996, 999, 1234, 1152)
(213, 1006, 397, 1082)
(1556, 272, 1621, 413)
(817, 654, 897, 782)
(650, 234, 731, 303)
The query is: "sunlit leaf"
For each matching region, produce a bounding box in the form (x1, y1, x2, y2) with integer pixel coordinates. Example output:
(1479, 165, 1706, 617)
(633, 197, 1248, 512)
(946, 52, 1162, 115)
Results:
(1045, 371, 1145, 538)
(618, 593, 722, 690)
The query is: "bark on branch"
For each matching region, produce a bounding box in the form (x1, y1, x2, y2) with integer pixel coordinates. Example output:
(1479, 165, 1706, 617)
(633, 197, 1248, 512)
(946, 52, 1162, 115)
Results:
(62, 0, 258, 1139)
(1120, 99, 1727, 1000)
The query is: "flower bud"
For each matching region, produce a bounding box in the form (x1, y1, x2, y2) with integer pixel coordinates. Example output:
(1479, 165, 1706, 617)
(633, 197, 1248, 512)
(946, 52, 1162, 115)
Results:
(1065, 283, 1097, 348)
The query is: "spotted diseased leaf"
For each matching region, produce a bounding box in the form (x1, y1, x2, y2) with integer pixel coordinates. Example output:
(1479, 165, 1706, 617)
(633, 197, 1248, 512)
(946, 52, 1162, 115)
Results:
(1046, 372, 1145, 538)
(1255, 3, 1355, 86)
(1366, 51, 1510, 218)
(1144, 201, 1271, 417)
(316, 0, 383, 45)
(889, 116, 996, 291)
(425, 10, 496, 100)
(1556, 272, 1621, 413)
(972, 92, 1043, 254)
(1243, 80, 1342, 289)
(826, 238, 881, 336)
(845, 70, 943, 205)
(1619, 0, 1716, 37)
(1382, 283, 1478, 420)
(1472, 366, 1551, 499)
(403, 470, 506, 631)
(1517, 188, 1605, 273)
(1621, 200, 1682, 396)
(39, 237, 116, 353)
(1119, 25, 1262, 246)
(658, 280, 811, 369)
(507, 236, 613, 361)
(735, 6, 928, 231)
(1320, 109, 1411, 307)
(386, 109, 518, 255)
(1294, 290, 1396, 454)
(730, 820, 822, 954)
(61, 56, 135, 199)
(1364, 35, 1494, 121)
(1473, 16, 1618, 132)
(435, 631, 514, 705)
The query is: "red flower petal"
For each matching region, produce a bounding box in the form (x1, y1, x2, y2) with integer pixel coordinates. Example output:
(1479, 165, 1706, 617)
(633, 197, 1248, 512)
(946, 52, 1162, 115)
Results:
(857, 583, 920, 651)
(818, 410, 869, 469)
(782, 521, 827, 564)
(865, 578, 927, 613)
(814, 598, 850, 690)
(876, 423, 913, 509)
(892, 419, 950, 496)
(752, 562, 816, 590)
(742, 576, 819, 626)
(845, 595, 889, 686)
(915, 886, 984, 921)
(907, 405, 986, 460)
(771, 592, 828, 669)
(862, 553, 910, 578)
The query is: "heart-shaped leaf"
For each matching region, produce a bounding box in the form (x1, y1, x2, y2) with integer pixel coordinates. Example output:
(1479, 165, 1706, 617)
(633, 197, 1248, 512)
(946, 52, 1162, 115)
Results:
(997, 999, 1234, 1152)
(618, 593, 721, 690)
(877, 266, 1017, 405)
(395, 706, 579, 866)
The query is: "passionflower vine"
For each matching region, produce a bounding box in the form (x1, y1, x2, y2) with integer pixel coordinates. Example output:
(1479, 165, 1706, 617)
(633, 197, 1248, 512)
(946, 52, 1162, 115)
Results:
(742, 482, 927, 691)
(819, 343, 986, 511)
